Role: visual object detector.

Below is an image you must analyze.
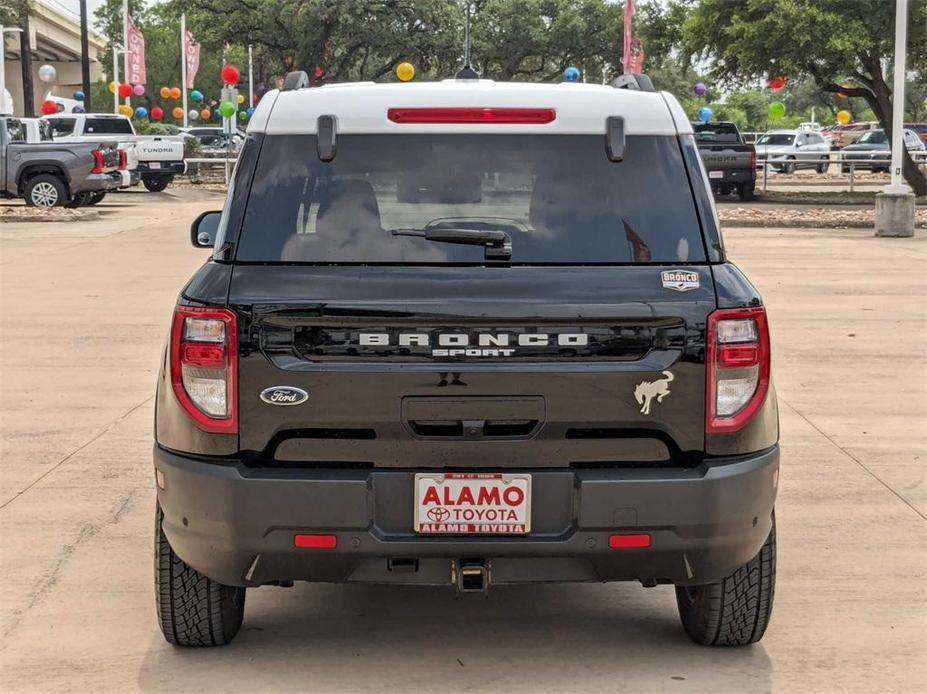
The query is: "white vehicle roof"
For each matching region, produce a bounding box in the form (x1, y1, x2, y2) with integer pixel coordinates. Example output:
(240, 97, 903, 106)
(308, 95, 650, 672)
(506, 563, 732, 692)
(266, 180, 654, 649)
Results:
(249, 80, 690, 136)
(762, 129, 798, 135)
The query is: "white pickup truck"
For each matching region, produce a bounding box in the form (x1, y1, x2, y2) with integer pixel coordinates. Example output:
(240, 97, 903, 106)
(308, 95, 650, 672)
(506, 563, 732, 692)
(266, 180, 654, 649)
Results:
(44, 113, 186, 192)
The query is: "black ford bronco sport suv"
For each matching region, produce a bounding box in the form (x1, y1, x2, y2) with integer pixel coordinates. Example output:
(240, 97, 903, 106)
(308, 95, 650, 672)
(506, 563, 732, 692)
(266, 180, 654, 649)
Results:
(154, 73, 778, 648)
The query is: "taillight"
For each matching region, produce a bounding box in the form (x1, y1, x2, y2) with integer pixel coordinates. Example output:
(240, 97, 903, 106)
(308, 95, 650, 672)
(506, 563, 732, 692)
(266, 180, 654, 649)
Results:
(750, 149, 757, 170)
(706, 306, 770, 433)
(169, 305, 238, 434)
(91, 149, 105, 174)
(387, 107, 556, 124)
(118, 149, 127, 171)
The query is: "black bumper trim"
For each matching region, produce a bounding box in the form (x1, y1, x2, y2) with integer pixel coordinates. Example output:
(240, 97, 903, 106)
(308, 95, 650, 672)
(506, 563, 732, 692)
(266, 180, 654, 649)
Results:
(154, 444, 779, 587)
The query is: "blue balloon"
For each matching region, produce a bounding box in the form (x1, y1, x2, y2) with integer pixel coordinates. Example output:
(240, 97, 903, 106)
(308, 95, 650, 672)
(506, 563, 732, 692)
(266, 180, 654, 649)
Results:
(697, 106, 713, 123)
(563, 66, 580, 82)
(190, 89, 203, 103)
(72, 105, 85, 113)
(246, 106, 255, 117)
(213, 108, 222, 120)
(134, 106, 148, 119)
(73, 90, 85, 101)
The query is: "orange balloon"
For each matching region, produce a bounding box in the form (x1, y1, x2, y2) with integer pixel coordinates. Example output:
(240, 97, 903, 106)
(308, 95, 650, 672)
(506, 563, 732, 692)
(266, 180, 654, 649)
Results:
(200, 108, 212, 120)
(172, 106, 184, 119)
(170, 87, 182, 100)
(159, 86, 171, 99)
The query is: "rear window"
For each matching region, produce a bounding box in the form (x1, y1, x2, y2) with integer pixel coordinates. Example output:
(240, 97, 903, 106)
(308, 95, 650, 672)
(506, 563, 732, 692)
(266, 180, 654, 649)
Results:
(693, 122, 740, 143)
(857, 131, 887, 144)
(235, 134, 706, 264)
(47, 118, 75, 137)
(757, 133, 794, 146)
(84, 118, 133, 135)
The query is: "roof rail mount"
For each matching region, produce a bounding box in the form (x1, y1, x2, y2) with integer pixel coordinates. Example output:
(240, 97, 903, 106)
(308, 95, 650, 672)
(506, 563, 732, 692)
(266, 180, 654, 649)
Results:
(610, 74, 655, 92)
(282, 71, 310, 91)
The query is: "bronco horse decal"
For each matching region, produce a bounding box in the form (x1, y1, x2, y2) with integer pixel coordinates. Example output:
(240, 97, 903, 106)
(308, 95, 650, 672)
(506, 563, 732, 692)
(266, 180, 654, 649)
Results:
(634, 371, 674, 415)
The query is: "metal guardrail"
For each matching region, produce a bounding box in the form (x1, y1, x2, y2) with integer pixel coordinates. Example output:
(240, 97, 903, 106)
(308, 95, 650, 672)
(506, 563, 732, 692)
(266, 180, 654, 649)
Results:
(756, 150, 927, 192)
(184, 156, 239, 184)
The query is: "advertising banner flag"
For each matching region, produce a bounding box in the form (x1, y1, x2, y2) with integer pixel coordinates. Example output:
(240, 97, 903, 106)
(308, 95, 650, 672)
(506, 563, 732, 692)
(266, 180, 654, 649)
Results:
(126, 14, 146, 85)
(184, 30, 201, 89)
(622, 0, 635, 74)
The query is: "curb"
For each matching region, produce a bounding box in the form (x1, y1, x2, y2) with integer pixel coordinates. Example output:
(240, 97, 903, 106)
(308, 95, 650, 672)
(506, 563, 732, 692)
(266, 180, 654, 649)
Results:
(0, 209, 100, 223)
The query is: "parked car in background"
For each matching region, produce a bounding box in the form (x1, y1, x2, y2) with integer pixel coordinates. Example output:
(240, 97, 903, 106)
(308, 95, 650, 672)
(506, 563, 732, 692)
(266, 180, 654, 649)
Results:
(840, 128, 926, 173)
(180, 126, 245, 155)
(755, 129, 831, 173)
(797, 122, 822, 132)
(44, 113, 183, 192)
(1, 115, 120, 207)
(830, 121, 877, 149)
(904, 122, 927, 145)
(692, 121, 756, 200)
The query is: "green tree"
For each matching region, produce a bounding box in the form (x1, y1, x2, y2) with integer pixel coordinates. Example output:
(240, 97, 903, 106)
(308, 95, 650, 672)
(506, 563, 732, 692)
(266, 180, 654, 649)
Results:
(681, 0, 927, 194)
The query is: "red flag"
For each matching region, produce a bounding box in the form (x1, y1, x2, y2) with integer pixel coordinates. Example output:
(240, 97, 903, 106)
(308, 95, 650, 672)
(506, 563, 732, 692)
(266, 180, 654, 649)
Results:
(184, 30, 200, 89)
(628, 38, 645, 74)
(622, 0, 635, 74)
(126, 15, 146, 85)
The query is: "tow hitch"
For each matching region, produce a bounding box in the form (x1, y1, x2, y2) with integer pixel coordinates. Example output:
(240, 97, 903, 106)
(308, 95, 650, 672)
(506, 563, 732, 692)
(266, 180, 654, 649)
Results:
(456, 559, 489, 595)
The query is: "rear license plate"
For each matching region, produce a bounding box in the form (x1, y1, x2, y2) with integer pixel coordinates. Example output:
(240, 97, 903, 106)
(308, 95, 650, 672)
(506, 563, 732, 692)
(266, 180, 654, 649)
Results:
(414, 473, 531, 534)
(709, 170, 724, 179)
(149, 162, 161, 170)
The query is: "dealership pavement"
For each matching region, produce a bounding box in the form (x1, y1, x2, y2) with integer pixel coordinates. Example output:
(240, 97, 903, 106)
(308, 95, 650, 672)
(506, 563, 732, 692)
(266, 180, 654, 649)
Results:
(0, 189, 924, 693)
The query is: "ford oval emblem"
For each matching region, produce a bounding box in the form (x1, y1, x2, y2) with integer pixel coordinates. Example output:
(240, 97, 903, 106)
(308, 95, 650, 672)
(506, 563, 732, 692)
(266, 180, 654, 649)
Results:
(260, 386, 309, 406)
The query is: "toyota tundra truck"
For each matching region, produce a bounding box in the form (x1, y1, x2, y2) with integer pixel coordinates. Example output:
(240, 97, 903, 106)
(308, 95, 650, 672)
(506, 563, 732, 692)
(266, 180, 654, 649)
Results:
(693, 121, 757, 201)
(154, 73, 779, 648)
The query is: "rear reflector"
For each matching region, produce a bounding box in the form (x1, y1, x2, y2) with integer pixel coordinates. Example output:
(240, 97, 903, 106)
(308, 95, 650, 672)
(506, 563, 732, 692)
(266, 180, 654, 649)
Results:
(294, 534, 337, 549)
(387, 107, 556, 124)
(609, 533, 651, 549)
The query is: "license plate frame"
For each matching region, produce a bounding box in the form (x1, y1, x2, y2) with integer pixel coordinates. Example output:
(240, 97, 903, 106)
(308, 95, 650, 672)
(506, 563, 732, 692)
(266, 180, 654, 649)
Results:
(414, 473, 531, 535)
(708, 170, 724, 179)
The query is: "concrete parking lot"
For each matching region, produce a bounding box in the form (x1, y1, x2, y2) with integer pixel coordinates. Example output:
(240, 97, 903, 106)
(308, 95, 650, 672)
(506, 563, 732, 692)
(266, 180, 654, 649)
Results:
(0, 188, 924, 693)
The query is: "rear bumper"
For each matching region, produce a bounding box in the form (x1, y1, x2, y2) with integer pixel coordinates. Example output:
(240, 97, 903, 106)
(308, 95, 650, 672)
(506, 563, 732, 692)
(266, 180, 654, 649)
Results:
(707, 168, 755, 188)
(72, 172, 119, 194)
(154, 444, 779, 588)
(138, 161, 186, 176)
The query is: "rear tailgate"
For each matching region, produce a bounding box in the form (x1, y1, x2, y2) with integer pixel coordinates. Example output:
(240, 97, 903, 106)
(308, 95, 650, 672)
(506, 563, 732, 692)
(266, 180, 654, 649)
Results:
(231, 265, 714, 468)
(698, 144, 755, 176)
(136, 136, 184, 162)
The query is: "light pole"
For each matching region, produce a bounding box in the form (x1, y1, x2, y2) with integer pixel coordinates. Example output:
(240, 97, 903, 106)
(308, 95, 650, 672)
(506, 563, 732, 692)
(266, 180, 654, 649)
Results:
(112, 45, 127, 114)
(0, 25, 24, 116)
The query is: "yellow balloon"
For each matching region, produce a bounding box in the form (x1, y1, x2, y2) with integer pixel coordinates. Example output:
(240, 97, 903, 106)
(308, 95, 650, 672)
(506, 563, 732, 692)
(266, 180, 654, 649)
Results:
(836, 110, 851, 125)
(237, 93, 245, 104)
(108, 80, 118, 94)
(396, 62, 415, 82)
(118, 104, 133, 117)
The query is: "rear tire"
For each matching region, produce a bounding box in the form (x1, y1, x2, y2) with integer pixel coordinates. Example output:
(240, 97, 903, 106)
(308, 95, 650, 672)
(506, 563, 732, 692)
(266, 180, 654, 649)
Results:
(782, 158, 796, 174)
(817, 159, 829, 174)
(675, 513, 776, 647)
(65, 192, 91, 209)
(87, 192, 107, 206)
(24, 174, 68, 208)
(143, 175, 172, 193)
(737, 183, 755, 202)
(155, 504, 246, 647)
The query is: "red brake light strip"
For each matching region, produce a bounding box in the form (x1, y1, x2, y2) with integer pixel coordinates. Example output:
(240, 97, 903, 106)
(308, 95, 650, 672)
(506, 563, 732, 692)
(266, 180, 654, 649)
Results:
(387, 107, 556, 125)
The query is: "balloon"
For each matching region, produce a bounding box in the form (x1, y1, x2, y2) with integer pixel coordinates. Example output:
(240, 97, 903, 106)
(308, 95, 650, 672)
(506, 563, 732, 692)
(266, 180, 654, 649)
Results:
(134, 106, 148, 119)
(836, 109, 852, 125)
(213, 108, 222, 120)
(40, 100, 58, 115)
(200, 108, 212, 120)
(188, 108, 199, 121)
(172, 106, 185, 119)
(396, 62, 416, 82)
(237, 93, 245, 104)
(73, 90, 85, 101)
(768, 101, 786, 119)
(118, 83, 133, 98)
(693, 82, 706, 96)
(221, 64, 240, 85)
(246, 106, 255, 117)
(697, 106, 713, 123)
(190, 89, 203, 103)
(119, 104, 134, 117)
(160, 86, 171, 99)
(108, 80, 119, 94)
(150, 106, 164, 121)
(255, 81, 267, 97)
(768, 76, 786, 91)
(170, 87, 182, 100)
(219, 100, 236, 118)
(563, 66, 580, 82)
(72, 105, 85, 114)
(238, 110, 248, 121)
(133, 84, 145, 97)
(38, 64, 57, 83)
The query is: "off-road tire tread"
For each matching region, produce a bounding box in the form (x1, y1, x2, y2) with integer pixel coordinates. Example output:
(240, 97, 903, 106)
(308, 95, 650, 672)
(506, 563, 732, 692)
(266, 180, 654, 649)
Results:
(676, 514, 776, 647)
(155, 505, 245, 647)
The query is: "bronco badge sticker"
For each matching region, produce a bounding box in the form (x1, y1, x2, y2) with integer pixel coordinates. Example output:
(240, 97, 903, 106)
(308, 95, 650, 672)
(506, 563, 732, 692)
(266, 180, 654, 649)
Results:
(634, 371, 674, 415)
(260, 386, 309, 406)
(661, 269, 699, 292)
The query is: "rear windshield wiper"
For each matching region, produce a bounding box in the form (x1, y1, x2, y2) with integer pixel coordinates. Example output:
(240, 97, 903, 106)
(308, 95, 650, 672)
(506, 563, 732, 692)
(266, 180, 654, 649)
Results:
(391, 227, 512, 259)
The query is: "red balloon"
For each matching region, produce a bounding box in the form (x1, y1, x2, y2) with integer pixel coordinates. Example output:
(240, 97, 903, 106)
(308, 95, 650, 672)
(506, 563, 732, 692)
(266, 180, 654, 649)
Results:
(768, 76, 786, 91)
(40, 100, 58, 115)
(221, 64, 240, 85)
(118, 83, 133, 98)
(150, 107, 164, 121)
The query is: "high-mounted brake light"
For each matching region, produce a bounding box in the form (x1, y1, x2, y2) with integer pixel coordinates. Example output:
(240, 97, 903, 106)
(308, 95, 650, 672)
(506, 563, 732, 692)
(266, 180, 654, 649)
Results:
(706, 306, 770, 434)
(91, 149, 105, 174)
(170, 305, 238, 434)
(118, 149, 128, 171)
(387, 107, 556, 125)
